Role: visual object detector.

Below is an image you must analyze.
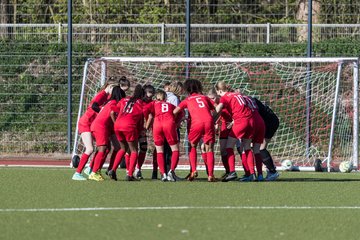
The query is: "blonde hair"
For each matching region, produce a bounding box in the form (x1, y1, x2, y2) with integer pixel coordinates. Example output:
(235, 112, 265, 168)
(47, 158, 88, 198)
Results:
(168, 81, 183, 96)
(214, 81, 229, 91)
(207, 87, 218, 97)
(156, 90, 167, 101)
(100, 76, 120, 91)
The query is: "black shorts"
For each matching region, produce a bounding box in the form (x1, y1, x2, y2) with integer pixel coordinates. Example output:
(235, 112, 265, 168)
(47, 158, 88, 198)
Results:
(264, 117, 279, 139)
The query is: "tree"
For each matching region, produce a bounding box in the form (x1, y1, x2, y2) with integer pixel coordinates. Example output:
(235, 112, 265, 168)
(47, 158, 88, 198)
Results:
(295, 0, 321, 41)
(0, 0, 10, 39)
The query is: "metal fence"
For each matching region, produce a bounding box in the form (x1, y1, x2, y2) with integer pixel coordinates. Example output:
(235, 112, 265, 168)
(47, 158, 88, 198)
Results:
(1, 23, 360, 44)
(1, 22, 360, 157)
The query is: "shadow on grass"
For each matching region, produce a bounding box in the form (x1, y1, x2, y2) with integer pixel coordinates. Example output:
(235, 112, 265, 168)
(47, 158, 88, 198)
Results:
(276, 178, 360, 182)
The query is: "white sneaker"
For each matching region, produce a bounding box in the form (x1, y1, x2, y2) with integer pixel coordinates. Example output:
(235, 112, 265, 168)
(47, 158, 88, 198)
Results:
(167, 170, 176, 182)
(161, 173, 168, 182)
(83, 167, 91, 176)
(134, 168, 144, 179)
(72, 172, 87, 181)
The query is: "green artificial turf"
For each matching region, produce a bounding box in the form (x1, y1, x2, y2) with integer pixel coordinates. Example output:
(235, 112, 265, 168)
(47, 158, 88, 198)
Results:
(1, 167, 360, 240)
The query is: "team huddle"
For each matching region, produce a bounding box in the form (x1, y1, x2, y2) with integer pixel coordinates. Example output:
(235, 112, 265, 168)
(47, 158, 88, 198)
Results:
(72, 76, 280, 182)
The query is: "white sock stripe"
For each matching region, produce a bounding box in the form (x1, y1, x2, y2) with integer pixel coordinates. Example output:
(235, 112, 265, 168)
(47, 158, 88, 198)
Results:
(1, 206, 360, 212)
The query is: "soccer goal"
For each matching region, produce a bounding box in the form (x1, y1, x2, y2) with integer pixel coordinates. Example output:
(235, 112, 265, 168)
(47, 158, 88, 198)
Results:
(72, 57, 359, 172)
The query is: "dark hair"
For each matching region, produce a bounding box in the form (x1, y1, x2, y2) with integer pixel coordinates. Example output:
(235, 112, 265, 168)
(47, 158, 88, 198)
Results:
(143, 84, 155, 94)
(143, 84, 155, 101)
(119, 76, 130, 88)
(109, 86, 126, 102)
(124, 84, 144, 113)
(163, 81, 171, 88)
(156, 90, 167, 101)
(184, 79, 203, 94)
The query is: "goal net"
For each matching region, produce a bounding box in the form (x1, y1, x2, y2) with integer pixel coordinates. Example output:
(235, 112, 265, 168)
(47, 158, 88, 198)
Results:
(73, 57, 359, 171)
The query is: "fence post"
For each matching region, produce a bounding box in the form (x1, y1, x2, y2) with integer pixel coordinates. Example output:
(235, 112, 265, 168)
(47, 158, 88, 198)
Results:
(266, 22, 271, 44)
(161, 22, 165, 44)
(58, 23, 62, 43)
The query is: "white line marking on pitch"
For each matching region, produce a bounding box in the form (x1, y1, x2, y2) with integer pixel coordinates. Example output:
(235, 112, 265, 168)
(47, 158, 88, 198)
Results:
(1, 206, 360, 213)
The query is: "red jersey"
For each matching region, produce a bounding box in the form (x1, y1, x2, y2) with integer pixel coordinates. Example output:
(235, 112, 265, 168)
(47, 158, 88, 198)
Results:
(150, 100, 178, 146)
(114, 97, 144, 131)
(78, 90, 109, 133)
(243, 96, 265, 143)
(83, 90, 108, 120)
(220, 92, 253, 120)
(150, 100, 176, 123)
(90, 99, 118, 132)
(178, 93, 214, 125)
(142, 99, 154, 121)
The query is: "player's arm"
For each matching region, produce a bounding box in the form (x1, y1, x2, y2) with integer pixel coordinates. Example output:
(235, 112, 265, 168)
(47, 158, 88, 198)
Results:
(110, 111, 117, 123)
(145, 113, 154, 130)
(110, 104, 119, 123)
(91, 102, 101, 113)
(173, 100, 186, 116)
(212, 103, 224, 122)
(215, 102, 224, 113)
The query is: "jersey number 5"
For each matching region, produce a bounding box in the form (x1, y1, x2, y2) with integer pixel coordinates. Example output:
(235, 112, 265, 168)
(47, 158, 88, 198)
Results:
(196, 97, 205, 108)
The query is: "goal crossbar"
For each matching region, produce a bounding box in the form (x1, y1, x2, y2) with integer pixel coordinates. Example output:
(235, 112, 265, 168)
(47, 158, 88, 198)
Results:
(73, 57, 359, 171)
(100, 57, 359, 63)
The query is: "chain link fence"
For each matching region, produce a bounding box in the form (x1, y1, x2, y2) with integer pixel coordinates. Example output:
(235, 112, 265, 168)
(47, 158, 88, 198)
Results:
(1, 23, 360, 44)
(0, 2, 360, 157)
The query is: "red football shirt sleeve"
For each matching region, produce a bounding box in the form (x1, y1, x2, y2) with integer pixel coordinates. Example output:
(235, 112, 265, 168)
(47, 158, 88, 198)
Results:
(178, 99, 187, 110)
(110, 104, 119, 114)
(92, 90, 107, 104)
(219, 96, 228, 108)
(143, 101, 154, 118)
(205, 96, 215, 110)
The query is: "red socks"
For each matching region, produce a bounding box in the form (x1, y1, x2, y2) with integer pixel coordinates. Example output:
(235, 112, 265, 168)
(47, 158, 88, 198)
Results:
(189, 147, 197, 172)
(125, 153, 130, 171)
(170, 150, 179, 171)
(245, 149, 255, 174)
(206, 152, 214, 177)
(92, 151, 106, 173)
(241, 152, 250, 176)
(89, 151, 97, 169)
(76, 153, 90, 174)
(201, 153, 207, 166)
(128, 152, 138, 176)
(157, 152, 165, 175)
(226, 148, 235, 172)
(112, 149, 126, 172)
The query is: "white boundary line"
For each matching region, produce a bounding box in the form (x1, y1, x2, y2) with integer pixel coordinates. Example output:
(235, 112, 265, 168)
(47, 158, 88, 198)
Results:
(1, 206, 360, 213)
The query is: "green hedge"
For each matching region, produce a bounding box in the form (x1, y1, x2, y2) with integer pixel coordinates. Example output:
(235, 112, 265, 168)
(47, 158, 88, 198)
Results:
(0, 38, 358, 153)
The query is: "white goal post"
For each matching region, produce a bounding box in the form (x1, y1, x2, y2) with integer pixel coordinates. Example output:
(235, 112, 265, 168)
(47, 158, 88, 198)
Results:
(72, 57, 359, 172)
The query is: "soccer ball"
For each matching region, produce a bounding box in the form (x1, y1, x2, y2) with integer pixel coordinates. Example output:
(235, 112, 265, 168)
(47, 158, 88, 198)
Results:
(71, 155, 80, 168)
(281, 160, 293, 171)
(339, 161, 353, 173)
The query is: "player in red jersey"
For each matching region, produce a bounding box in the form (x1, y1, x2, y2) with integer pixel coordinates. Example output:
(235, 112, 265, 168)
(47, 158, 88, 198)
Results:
(72, 79, 119, 181)
(254, 98, 280, 181)
(87, 87, 126, 181)
(134, 84, 156, 180)
(145, 90, 180, 182)
(119, 76, 130, 92)
(173, 79, 216, 182)
(109, 84, 145, 181)
(207, 88, 232, 179)
(215, 81, 255, 182)
(240, 95, 266, 182)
